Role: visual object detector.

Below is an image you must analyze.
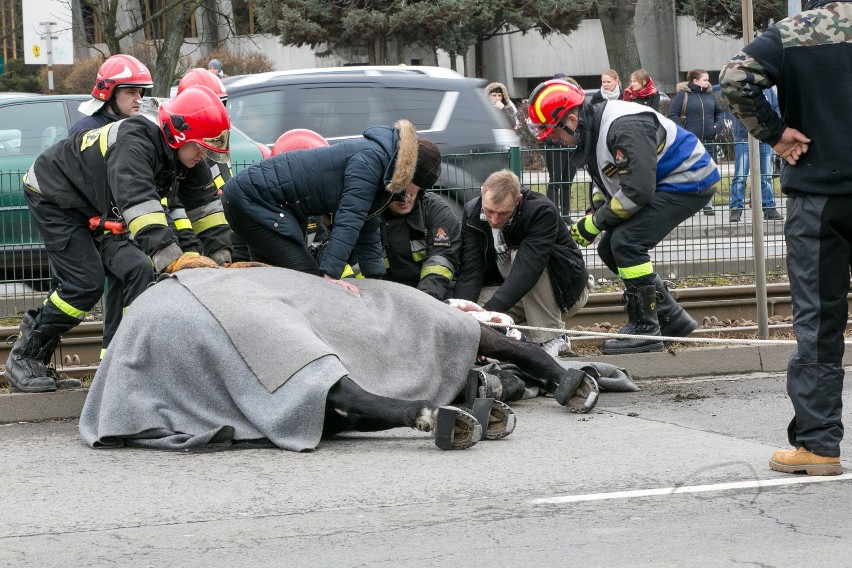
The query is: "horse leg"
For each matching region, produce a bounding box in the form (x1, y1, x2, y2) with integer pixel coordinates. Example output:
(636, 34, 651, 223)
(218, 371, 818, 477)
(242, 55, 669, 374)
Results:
(324, 376, 482, 449)
(476, 323, 599, 413)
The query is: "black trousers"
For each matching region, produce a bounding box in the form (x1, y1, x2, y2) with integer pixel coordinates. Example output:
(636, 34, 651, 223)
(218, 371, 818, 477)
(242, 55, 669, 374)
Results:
(543, 143, 574, 218)
(222, 199, 320, 275)
(98, 233, 155, 349)
(597, 191, 708, 281)
(785, 193, 852, 456)
(25, 191, 105, 338)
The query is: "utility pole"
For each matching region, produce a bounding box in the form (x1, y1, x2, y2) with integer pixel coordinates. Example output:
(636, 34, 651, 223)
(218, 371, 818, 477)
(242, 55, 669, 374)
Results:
(41, 20, 57, 93)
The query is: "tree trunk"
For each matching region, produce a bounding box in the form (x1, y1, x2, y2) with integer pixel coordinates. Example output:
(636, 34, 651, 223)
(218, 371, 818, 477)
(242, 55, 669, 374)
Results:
(203, 0, 220, 48)
(597, 0, 641, 88)
(153, 2, 186, 97)
(474, 38, 484, 78)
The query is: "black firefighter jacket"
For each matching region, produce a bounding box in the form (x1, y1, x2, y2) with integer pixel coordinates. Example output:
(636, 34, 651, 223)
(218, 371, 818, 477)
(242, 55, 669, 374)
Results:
(380, 192, 461, 300)
(454, 188, 588, 314)
(24, 114, 231, 271)
(222, 119, 421, 279)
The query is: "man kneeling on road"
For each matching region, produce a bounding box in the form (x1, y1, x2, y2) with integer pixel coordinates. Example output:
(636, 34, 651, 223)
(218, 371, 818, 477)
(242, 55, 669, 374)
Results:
(453, 169, 590, 357)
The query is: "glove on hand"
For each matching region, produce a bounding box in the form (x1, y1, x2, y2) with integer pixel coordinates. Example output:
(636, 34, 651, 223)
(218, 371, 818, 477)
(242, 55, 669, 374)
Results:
(209, 248, 232, 266)
(570, 214, 601, 247)
(164, 252, 219, 273)
(223, 261, 270, 268)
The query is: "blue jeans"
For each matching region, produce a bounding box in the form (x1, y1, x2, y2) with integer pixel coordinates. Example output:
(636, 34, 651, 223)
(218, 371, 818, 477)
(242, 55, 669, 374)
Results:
(729, 141, 776, 210)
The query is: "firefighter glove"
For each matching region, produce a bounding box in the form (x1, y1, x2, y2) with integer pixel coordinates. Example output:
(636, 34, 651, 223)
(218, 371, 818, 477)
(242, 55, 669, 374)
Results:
(209, 248, 232, 266)
(164, 252, 219, 273)
(570, 215, 600, 247)
(223, 261, 270, 268)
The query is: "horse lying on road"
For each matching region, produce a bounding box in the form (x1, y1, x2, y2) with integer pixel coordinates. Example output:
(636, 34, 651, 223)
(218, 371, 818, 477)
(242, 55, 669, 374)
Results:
(80, 267, 597, 452)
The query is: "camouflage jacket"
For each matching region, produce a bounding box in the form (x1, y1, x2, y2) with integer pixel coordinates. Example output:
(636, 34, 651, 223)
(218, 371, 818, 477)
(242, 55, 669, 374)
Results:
(719, 1, 852, 194)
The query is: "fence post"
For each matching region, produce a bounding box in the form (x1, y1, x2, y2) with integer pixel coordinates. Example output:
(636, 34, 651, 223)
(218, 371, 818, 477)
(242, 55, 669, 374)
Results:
(508, 146, 522, 178)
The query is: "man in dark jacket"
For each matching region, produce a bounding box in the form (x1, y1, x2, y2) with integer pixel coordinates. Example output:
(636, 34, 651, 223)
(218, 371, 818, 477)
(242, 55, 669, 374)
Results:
(720, 0, 850, 476)
(221, 119, 442, 296)
(380, 189, 460, 301)
(453, 169, 589, 355)
(4, 85, 234, 393)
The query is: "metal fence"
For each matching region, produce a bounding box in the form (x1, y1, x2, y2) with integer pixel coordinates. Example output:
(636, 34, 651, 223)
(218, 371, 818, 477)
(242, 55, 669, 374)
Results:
(0, 143, 785, 318)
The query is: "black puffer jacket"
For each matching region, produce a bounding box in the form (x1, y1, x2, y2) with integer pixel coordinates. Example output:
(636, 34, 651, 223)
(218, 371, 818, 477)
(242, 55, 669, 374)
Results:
(668, 82, 723, 142)
(454, 189, 588, 313)
(223, 120, 420, 278)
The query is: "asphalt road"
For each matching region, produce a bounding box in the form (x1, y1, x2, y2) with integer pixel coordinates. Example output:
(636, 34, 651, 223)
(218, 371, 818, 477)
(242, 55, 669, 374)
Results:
(2, 371, 851, 567)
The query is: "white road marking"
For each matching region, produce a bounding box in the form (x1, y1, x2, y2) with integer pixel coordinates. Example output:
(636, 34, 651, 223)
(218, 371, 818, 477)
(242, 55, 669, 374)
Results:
(531, 473, 852, 504)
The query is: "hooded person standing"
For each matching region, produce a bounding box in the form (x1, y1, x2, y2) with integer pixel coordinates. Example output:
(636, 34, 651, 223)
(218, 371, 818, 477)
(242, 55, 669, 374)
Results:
(221, 119, 442, 296)
(485, 82, 519, 129)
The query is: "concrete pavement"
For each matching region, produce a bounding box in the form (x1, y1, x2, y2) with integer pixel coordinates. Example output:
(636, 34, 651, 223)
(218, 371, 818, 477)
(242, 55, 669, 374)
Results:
(2, 370, 851, 567)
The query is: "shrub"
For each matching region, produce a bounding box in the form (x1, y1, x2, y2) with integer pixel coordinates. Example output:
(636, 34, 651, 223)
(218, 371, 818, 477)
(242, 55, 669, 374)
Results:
(193, 48, 274, 77)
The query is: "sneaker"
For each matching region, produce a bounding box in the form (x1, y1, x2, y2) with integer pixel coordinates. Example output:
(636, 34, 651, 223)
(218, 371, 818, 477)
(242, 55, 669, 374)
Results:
(769, 447, 842, 476)
(540, 335, 573, 358)
(764, 207, 783, 221)
(702, 205, 715, 216)
(729, 209, 742, 222)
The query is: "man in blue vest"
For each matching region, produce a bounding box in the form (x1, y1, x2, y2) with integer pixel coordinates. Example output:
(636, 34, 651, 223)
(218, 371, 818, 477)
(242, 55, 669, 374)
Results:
(527, 79, 720, 354)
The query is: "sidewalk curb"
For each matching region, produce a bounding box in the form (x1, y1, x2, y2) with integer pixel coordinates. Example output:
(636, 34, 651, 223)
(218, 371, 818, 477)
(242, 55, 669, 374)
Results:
(2, 344, 847, 425)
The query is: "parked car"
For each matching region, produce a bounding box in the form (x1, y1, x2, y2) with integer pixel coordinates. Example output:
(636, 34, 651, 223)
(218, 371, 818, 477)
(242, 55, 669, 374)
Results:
(223, 65, 521, 210)
(0, 93, 267, 281)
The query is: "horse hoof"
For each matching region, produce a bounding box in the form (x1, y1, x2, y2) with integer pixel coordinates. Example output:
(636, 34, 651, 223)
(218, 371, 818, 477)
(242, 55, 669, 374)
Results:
(434, 406, 482, 450)
(464, 368, 503, 407)
(564, 375, 600, 414)
(466, 398, 516, 440)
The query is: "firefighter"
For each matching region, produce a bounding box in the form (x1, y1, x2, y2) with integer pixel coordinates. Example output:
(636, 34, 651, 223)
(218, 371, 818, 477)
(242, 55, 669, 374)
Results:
(72, 53, 153, 134)
(4, 85, 233, 393)
(378, 185, 460, 301)
(170, 68, 234, 255)
(526, 79, 720, 354)
(68, 54, 156, 358)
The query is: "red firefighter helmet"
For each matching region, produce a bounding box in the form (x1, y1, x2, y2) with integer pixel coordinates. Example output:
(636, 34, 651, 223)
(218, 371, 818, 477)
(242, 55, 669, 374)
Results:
(79, 54, 153, 115)
(177, 68, 228, 103)
(159, 85, 231, 163)
(526, 79, 585, 141)
(272, 129, 329, 155)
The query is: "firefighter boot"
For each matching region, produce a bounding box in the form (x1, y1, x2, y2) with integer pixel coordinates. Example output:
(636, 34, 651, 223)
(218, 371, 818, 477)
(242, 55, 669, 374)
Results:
(37, 334, 81, 390)
(601, 283, 665, 354)
(4, 310, 58, 393)
(654, 275, 698, 339)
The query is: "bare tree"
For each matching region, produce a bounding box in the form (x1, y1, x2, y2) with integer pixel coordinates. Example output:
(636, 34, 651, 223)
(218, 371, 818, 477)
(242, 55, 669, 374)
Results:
(596, 0, 641, 86)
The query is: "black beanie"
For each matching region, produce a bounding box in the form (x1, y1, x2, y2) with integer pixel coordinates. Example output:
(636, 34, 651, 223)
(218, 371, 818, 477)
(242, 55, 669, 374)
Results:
(412, 139, 442, 189)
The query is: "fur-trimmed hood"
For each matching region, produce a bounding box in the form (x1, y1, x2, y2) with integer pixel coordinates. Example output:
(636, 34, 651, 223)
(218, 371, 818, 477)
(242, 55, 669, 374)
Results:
(485, 82, 511, 106)
(386, 119, 418, 195)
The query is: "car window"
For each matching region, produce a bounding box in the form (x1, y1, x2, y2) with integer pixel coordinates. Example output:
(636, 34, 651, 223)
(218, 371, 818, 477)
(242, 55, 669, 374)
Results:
(0, 101, 69, 159)
(386, 88, 444, 130)
(228, 90, 288, 146)
(288, 86, 390, 139)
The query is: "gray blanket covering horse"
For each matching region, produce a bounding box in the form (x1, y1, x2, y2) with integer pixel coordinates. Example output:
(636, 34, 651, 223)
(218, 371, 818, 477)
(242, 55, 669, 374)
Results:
(80, 268, 481, 451)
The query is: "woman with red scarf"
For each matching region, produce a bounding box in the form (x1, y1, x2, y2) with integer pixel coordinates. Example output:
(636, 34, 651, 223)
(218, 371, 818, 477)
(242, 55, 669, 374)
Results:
(622, 69, 660, 111)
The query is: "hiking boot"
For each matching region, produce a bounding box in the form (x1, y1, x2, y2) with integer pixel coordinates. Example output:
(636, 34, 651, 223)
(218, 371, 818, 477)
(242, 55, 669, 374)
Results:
(769, 447, 842, 476)
(539, 334, 573, 358)
(729, 209, 742, 222)
(764, 207, 784, 221)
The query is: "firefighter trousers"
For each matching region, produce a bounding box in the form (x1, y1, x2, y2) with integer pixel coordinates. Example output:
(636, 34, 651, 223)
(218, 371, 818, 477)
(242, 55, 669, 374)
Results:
(97, 233, 155, 350)
(597, 191, 708, 280)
